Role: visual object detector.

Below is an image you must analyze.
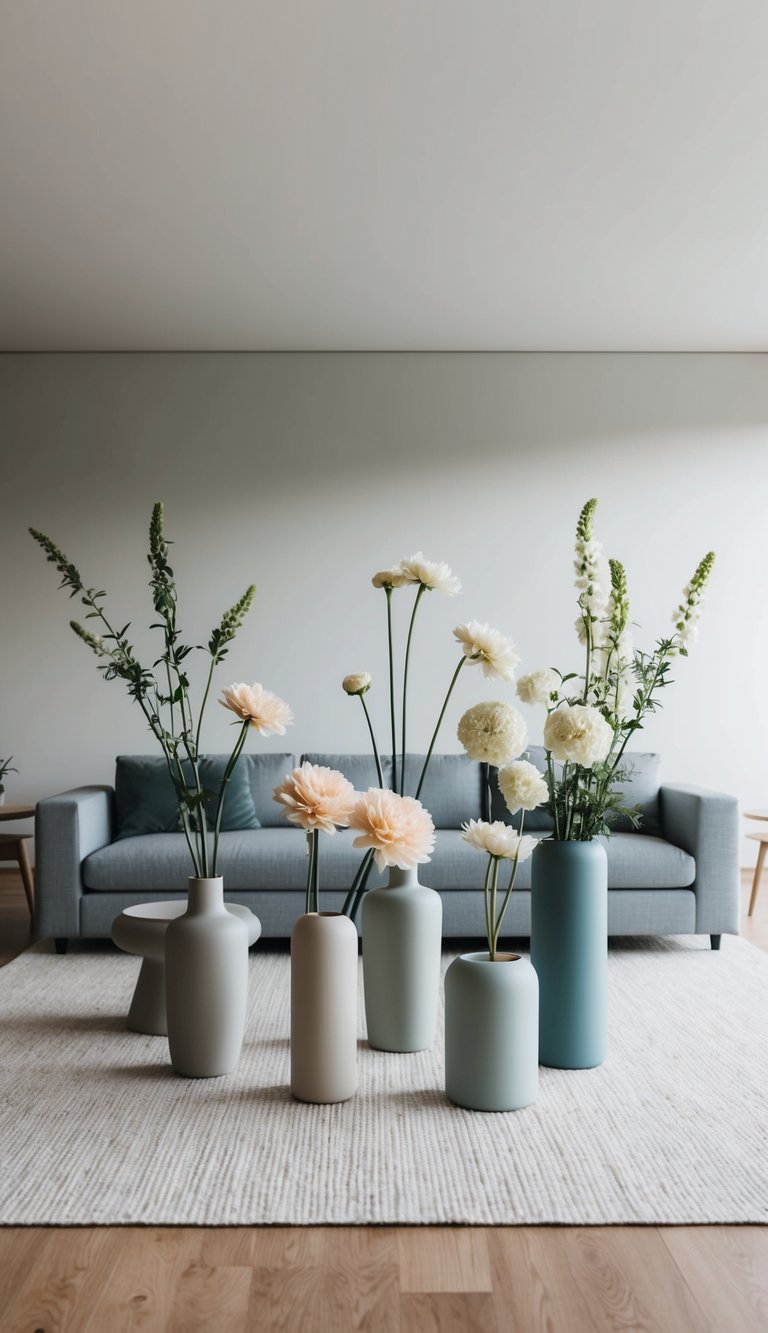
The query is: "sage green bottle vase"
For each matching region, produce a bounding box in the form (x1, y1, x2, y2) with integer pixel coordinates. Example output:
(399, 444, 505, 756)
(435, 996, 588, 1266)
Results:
(530, 838, 608, 1070)
(445, 952, 539, 1112)
(361, 867, 442, 1052)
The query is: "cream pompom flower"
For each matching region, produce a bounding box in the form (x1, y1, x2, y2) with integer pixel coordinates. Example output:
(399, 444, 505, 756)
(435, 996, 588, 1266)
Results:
(454, 621, 519, 682)
(543, 704, 612, 767)
(349, 788, 435, 870)
(462, 819, 537, 863)
(220, 682, 293, 735)
(342, 672, 372, 696)
(273, 762, 357, 835)
(516, 668, 559, 707)
(497, 760, 548, 814)
(398, 552, 462, 596)
(457, 701, 528, 767)
(372, 568, 409, 590)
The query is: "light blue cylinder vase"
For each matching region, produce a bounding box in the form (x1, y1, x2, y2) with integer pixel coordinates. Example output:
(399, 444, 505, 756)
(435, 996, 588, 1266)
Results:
(530, 838, 608, 1070)
(361, 867, 443, 1052)
(445, 952, 539, 1112)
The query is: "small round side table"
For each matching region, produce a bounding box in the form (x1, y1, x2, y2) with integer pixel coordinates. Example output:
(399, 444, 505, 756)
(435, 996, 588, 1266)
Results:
(744, 810, 768, 917)
(0, 804, 35, 915)
(112, 900, 261, 1035)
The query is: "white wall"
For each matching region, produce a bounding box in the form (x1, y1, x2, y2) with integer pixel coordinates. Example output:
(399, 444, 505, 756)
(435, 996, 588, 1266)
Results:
(1, 353, 765, 862)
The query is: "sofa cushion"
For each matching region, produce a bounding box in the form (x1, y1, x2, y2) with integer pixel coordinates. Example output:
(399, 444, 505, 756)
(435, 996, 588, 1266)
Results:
(84, 826, 694, 894)
(302, 752, 483, 828)
(114, 754, 261, 839)
(244, 753, 298, 827)
(490, 747, 662, 836)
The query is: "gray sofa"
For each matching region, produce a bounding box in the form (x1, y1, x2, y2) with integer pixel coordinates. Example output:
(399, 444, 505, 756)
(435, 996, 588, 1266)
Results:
(34, 750, 740, 951)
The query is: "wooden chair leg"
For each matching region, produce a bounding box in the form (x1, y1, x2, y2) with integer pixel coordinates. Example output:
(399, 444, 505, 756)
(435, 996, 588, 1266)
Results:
(15, 838, 34, 916)
(748, 841, 767, 916)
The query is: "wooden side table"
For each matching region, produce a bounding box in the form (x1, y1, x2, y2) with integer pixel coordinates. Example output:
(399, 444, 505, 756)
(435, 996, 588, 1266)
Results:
(0, 804, 35, 915)
(744, 809, 768, 917)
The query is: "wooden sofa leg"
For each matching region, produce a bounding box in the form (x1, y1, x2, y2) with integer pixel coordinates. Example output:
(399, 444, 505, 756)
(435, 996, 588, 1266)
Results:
(54, 938, 69, 955)
(710, 934, 721, 951)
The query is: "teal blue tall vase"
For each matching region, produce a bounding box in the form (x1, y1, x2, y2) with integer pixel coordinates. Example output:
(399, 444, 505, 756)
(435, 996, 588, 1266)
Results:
(530, 838, 608, 1069)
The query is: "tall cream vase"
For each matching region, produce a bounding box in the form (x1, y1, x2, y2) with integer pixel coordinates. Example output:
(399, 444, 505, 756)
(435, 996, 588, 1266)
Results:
(290, 912, 358, 1103)
(165, 876, 250, 1078)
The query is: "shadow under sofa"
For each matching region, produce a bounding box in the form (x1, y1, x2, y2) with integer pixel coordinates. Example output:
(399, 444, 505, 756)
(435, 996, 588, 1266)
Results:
(34, 750, 740, 952)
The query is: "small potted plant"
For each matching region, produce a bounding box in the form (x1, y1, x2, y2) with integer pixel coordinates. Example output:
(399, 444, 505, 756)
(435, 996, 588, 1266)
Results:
(0, 757, 17, 806)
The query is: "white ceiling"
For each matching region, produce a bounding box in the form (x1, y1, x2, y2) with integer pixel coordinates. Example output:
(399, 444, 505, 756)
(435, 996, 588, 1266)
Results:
(2, 2, 768, 351)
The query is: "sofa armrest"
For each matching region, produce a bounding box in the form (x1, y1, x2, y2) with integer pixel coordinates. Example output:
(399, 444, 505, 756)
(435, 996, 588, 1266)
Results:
(659, 784, 739, 934)
(35, 787, 114, 940)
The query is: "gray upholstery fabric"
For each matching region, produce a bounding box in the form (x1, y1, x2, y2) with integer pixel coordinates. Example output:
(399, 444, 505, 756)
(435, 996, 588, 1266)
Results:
(245, 753, 298, 826)
(490, 747, 662, 835)
(302, 753, 393, 794)
(660, 784, 740, 933)
(83, 827, 694, 894)
(35, 788, 113, 937)
(409, 753, 483, 826)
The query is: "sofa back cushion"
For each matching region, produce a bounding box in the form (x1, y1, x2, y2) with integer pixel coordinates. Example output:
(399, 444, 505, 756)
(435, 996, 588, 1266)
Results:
(302, 753, 483, 827)
(244, 753, 299, 826)
(114, 754, 263, 839)
(489, 747, 661, 836)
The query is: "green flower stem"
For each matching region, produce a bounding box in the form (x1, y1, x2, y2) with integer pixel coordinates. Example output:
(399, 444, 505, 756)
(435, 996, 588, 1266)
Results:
(386, 587, 398, 794)
(211, 720, 250, 875)
(400, 583, 426, 794)
(312, 829, 321, 913)
(493, 812, 525, 954)
(545, 747, 561, 841)
(414, 656, 466, 802)
(305, 831, 316, 915)
(194, 657, 217, 758)
(489, 858, 500, 961)
(342, 848, 377, 921)
(483, 856, 493, 955)
(359, 694, 384, 787)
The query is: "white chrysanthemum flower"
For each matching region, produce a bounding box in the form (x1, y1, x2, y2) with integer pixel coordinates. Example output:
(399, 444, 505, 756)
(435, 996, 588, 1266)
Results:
(457, 701, 528, 767)
(516, 668, 559, 707)
(372, 568, 409, 589)
(462, 818, 537, 863)
(398, 551, 462, 596)
(543, 704, 613, 768)
(453, 621, 519, 682)
(497, 760, 548, 814)
(342, 672, 372, 696)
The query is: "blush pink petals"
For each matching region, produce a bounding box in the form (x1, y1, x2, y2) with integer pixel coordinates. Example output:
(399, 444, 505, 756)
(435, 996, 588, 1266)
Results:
(348, 788, 436, 871)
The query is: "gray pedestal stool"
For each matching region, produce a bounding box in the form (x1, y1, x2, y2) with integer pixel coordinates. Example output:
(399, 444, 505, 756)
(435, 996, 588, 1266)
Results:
(112, 900, 261, 1035)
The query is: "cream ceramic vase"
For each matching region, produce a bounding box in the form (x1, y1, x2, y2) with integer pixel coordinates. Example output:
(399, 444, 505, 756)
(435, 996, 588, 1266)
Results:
(164, 876, 250, 1078)
(290, 911, 358, 1103)
(361, 867, 443, 1052)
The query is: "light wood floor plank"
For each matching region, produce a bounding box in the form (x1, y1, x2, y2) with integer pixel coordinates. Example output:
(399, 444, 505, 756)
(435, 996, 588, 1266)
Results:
(401, 1290, 497, 1332)
(488, 1227, 601, 1333)
(397, 1225, 492, 1292)
(2, 1227, 119, 1333)
(660, 1225, 768, 1333)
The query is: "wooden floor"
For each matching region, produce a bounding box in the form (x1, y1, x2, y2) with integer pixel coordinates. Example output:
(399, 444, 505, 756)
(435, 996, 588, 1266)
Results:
(0, 871, 766, 1333)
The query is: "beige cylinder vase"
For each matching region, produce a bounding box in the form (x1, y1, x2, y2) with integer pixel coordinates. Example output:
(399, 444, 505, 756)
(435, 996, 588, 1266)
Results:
(165, 877, 250, 1078)
(290, 912, 358, 1103)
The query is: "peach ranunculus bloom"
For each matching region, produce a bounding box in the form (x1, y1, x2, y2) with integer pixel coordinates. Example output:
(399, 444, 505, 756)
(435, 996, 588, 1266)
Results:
(349, 788, 436, 871)
(220, 682, 294, 736)
(273, 762, 357, 835)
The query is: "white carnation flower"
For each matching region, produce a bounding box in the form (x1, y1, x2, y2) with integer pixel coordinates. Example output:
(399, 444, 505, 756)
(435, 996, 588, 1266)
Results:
(462, 819, 537, 863)
(372, 568, 409, 589)
(398, 551, 462, 596)
(543, 704, 613, 768)
(516, 668, 559, 707)
(453, 621, 520, 682)
(457, 701, 528, 766)
(497, 760, 548, 814)
(342, 672, 372, 696)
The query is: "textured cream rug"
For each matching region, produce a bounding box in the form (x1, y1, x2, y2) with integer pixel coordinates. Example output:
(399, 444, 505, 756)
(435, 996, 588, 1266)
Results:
(1, 936, 766, 1225)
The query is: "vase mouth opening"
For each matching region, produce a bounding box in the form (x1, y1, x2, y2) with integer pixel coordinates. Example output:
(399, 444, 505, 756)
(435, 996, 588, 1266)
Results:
(460, 950, 523, 965)
(305, 911, 344, 918)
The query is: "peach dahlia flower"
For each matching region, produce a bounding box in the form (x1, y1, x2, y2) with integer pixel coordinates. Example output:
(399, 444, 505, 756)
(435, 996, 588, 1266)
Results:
(273, 762, 357, 835)
(220, 682, 293, 735)
(349, 788, 436, 871)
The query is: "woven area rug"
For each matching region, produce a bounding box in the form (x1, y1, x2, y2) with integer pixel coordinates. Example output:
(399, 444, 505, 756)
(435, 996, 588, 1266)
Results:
(1, 936, 766, 1226)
